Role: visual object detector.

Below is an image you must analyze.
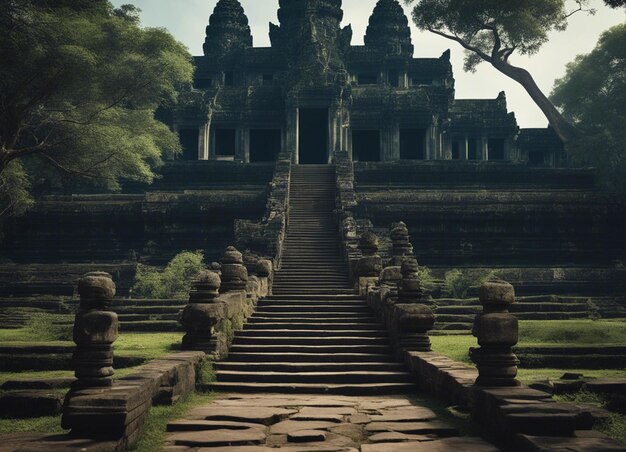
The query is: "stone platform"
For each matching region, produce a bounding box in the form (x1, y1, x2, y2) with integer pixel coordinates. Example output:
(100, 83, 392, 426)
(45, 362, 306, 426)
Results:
(164, 393, 499, 451)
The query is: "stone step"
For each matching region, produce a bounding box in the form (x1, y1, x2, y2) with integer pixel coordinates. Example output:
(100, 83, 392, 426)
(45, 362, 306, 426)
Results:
(249, 315, 377, 323)
(214, 361, 405, 372)
(269, 289, 356, 295)
(229, 344, 391, 354)
(206, 381, 416, 395)
(255, 304, 369, 312)
(244, 322, 381, 330)
(225, 352, 396, 363)
(236, 329, 388, 338)
(264, 294, 360, 300)
(119, 320, 181, 332)
(215, 370, 413, 384)
(252, 311, 372, 319)
(233, 336, 389, 346)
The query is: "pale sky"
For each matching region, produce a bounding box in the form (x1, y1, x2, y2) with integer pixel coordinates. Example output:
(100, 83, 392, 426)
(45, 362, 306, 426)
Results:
(111, 0, 625, 127)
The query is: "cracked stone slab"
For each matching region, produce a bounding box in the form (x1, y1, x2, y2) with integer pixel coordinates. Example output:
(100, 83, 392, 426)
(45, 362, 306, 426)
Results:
(365, 421, 458, 436)
(362, 437, 501, 451)
(167, 419, 265, 432)
(271, 420, 336, 434)
(187, 406, 298, 425)
(347, 413, 371, 424)
(369, 407, 437, 422)
(369, 432, 435, 443)
(291, 407, 357, 422)
(288, 430, 328, 443)
(170, 429, 267, 447)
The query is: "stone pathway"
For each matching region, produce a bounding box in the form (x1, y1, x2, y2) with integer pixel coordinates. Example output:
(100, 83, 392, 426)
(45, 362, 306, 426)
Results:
(164, 393, 499, 451)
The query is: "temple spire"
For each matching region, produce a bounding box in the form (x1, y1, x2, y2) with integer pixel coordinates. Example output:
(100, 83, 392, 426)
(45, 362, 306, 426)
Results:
(364, 0, 413, 58)
(203, 0, 253, 58)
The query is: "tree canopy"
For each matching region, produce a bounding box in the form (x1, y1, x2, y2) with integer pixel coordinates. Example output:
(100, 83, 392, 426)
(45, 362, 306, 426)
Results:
(0, 0, 193, 216)
(406, 0, 597, 144)
(551, 24, 626, 191)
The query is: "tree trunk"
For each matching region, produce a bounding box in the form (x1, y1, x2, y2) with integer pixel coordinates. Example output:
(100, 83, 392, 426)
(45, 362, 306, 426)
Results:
(493, 60, 578, 144)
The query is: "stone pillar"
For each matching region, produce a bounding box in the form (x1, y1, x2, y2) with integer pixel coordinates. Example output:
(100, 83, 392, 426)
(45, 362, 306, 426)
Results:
(471, 279, 520, 387)
(181, 270, 222, 351)
(198, 123, 209, 160)
(72, 272, 118, 389)
(390, 221, 413, 266)
(481, 136, 489, 161)
(220, 246, 249, 293)
(354, 232, 383, 296)
(395, 257, 434, 352)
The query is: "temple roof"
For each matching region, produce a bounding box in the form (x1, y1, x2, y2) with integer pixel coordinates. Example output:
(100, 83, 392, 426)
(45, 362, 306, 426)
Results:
(450, 92, 518, 134)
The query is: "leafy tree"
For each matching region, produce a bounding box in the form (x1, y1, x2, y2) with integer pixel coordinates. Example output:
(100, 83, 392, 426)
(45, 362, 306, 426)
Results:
(0, 0, 193, 215)
(604, 0, 625, 7)
(133, 251, 206, 299)
(405, 0, 598, 144)
(551, 24, 626, 191)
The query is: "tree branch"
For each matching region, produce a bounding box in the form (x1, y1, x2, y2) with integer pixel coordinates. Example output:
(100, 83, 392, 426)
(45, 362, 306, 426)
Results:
(426, 27, 493, 63)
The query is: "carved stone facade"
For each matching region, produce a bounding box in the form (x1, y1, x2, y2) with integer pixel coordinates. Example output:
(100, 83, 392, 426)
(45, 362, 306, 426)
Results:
(171, 0, 560, 165)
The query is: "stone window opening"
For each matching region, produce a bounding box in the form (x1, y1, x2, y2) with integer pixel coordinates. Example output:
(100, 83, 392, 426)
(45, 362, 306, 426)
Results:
(388, 70, 399, 87)
(250, 129, 281, 162)
(224, 71, 234, 86)
(410, 74, 433, 86)
(488, 138, 506, 160)
(194, 78, 212, 89)
(178, 129, 199, 161)
(262, 74, 274, 86)
(451, 140, 461, 160)
(400, 129, 426, 160)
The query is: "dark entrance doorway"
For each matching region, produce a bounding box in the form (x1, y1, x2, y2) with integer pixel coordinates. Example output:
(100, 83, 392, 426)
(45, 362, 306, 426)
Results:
(352, 130, 381, 162)
(250, 129, 281, 162)
(400, 128, 426, 160)
(299, 108, 328, 164)
(179, 129, 199, 160)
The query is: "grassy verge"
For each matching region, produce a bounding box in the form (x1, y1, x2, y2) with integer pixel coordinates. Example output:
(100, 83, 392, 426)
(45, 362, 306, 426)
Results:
(130, 391, 214, 452)
(0, 416, 66, 436)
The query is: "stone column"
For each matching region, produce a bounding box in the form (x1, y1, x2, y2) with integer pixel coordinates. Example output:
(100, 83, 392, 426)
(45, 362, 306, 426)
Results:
(286, 108, 299, 164)
(181, 270, 222, 351)
(72, 272, 118, 389)
(220, 246, 249, 293)
(198, 123, 209, 160)
(481, 136, 489, 161)
(390, 221, 413, 266)
(471, 279, 520, 387)
(462, 136, 469, 160)
(395, 257, 434, 352)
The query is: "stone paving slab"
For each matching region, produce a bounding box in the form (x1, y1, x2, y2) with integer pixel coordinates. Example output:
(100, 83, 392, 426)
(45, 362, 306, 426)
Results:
(165, 393, 500, 450)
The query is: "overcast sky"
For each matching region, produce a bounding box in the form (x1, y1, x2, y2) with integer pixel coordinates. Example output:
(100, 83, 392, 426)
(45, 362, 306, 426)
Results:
(111, 0, 625, 127)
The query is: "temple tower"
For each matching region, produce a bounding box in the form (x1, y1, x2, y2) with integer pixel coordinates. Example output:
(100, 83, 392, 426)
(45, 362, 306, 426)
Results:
(364, 0, 414, 58)
(203, 0, 253, 59)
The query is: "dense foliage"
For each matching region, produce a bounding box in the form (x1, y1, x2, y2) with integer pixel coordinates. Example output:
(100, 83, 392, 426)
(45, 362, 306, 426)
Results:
(0, 0, 193, 216)
(552, 24, 626, 191)
(405, 0, 598, 143)
(133, 251, 206, 299)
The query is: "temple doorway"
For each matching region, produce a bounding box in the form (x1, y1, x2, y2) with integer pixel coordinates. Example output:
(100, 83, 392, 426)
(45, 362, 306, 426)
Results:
(250, 129, 281, 162)
(400, 128, 426, 160)
(352, 130, 381, 162)
(299, 108, 328, 164)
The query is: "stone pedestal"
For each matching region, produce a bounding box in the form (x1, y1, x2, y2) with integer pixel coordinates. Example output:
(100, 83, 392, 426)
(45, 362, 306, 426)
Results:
(354, 231, 382, 295)
(471, 279, 521, 387)
(395, 257, 434, 352)
(181, 270, 224, 351)
(72, 272, 118, 389)
(390, 221, 412, 266)
(220, 246, 249, 293)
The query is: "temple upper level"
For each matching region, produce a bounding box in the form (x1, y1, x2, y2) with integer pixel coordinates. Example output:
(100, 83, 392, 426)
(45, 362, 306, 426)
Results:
(170, 0, 564, 167)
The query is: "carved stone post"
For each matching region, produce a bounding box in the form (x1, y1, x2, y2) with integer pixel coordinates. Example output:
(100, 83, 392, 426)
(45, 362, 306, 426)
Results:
(354, 231, 383, 296)
(220, 246, 248, 293)
(181, 270, 223, 351)
(72, 272, 118, 389)
(390, 221, 412, 266)
(394, 257, 435, 352)
(471, 279, 520, 387)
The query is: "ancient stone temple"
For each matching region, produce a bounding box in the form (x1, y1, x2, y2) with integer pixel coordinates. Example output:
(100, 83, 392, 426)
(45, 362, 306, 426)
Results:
(173, 0, 551, 165)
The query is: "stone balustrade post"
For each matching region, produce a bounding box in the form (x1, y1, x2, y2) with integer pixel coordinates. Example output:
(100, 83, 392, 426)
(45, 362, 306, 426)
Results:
(390, 221, 412, 266)
(220, 246, 248, 293)
(394, 257, 435, 352)
(181, 270, 223, 351)
(354, 231, 383, 295)
(471, 279, 520, 387)
(72, 272, 118, 389)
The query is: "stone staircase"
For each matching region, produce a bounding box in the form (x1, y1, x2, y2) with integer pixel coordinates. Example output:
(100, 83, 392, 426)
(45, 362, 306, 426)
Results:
(211, 165, 414, 394)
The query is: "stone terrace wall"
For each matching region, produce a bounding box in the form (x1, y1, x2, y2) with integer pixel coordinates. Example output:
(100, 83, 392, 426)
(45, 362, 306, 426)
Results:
(354, 162, 626, 267)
